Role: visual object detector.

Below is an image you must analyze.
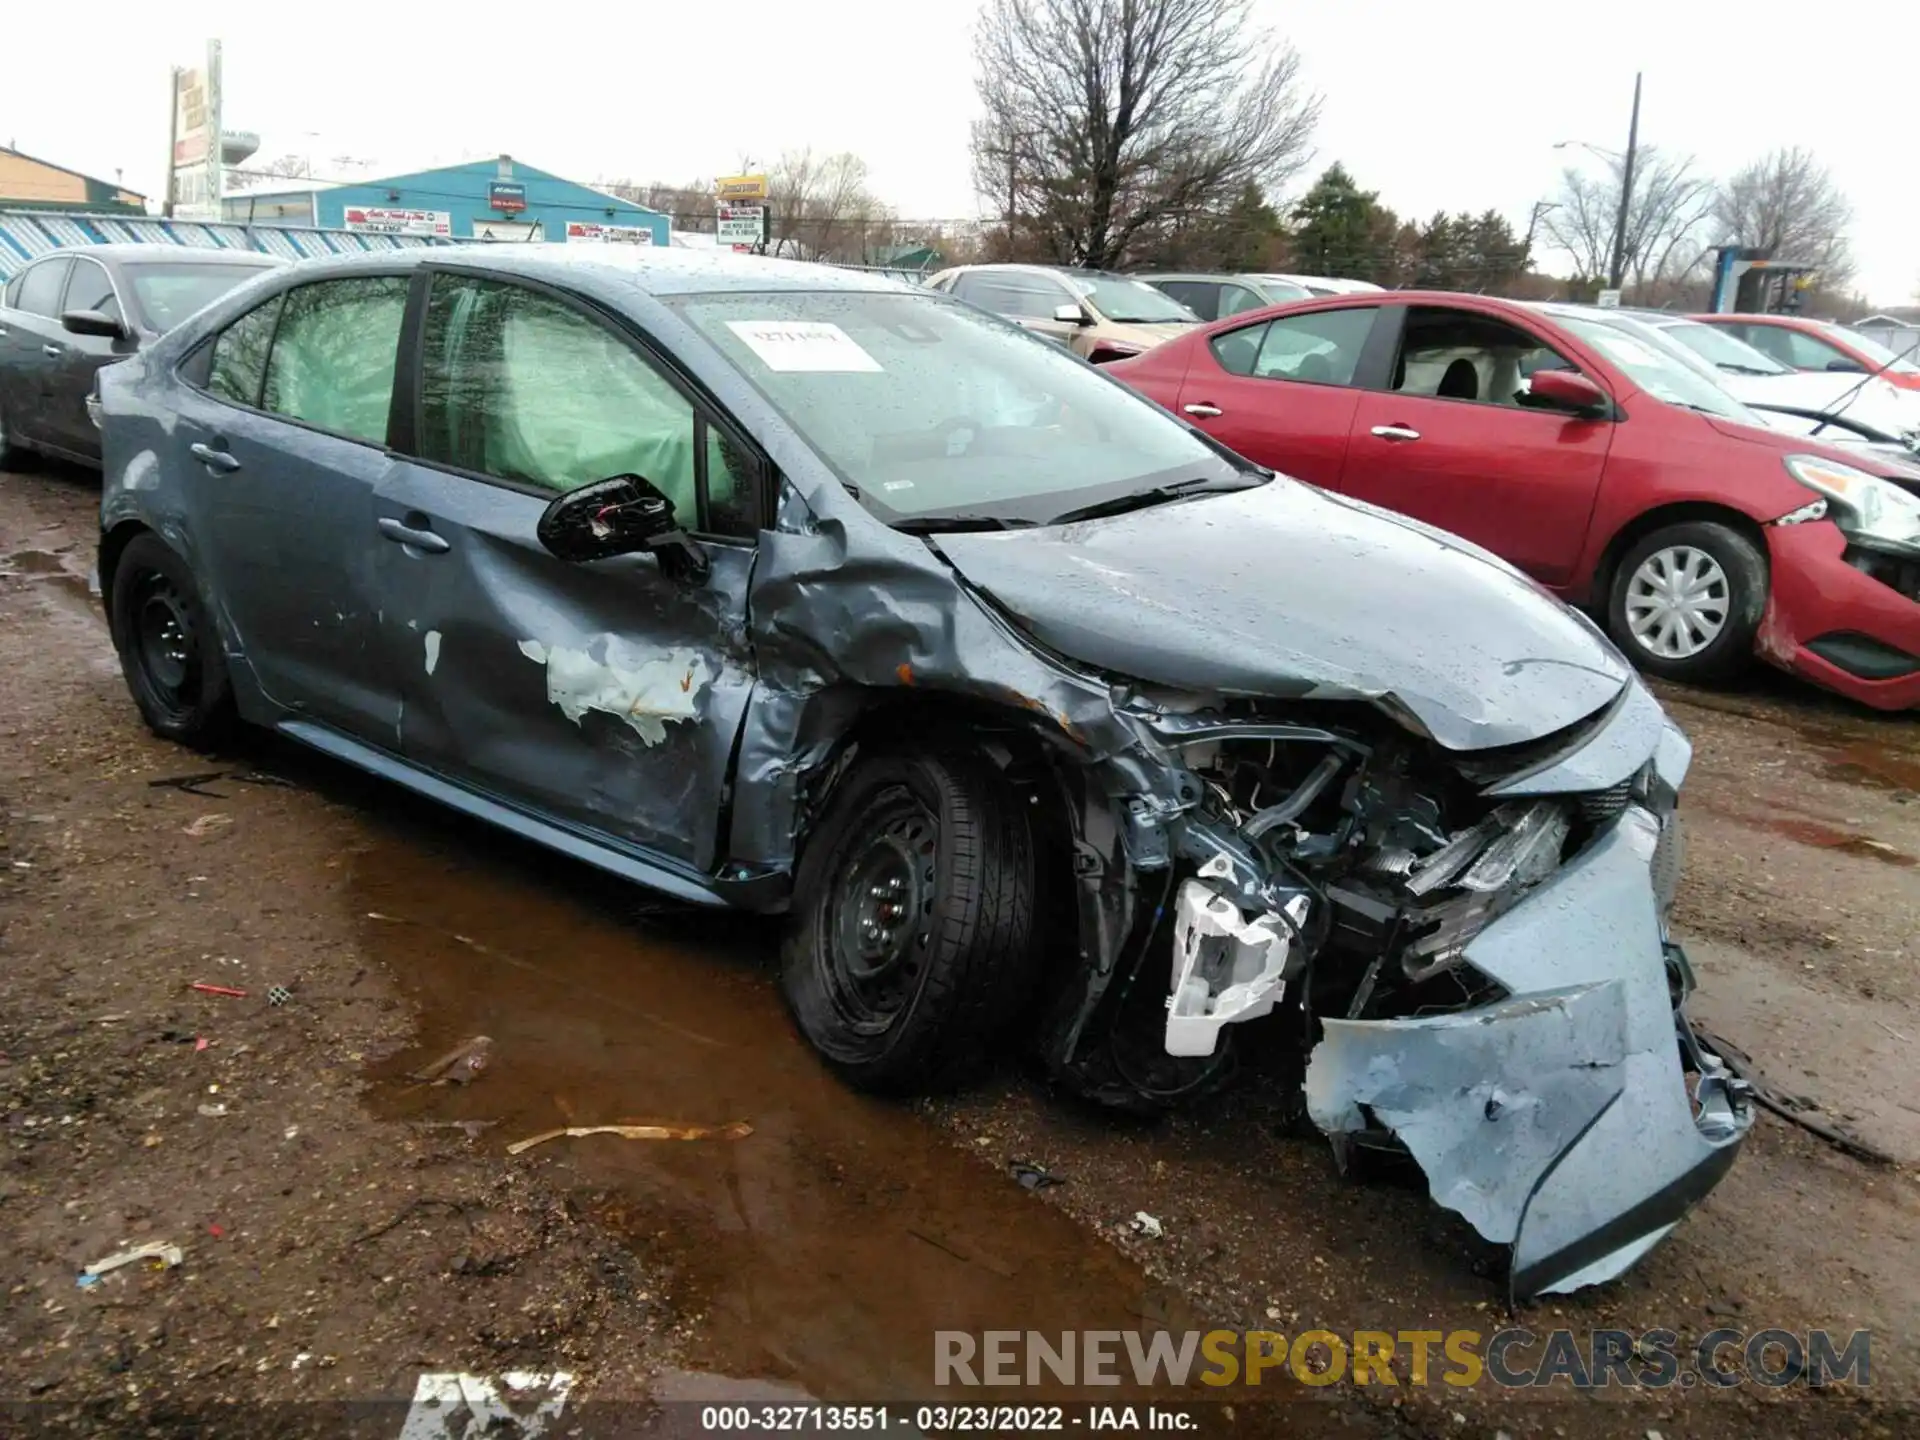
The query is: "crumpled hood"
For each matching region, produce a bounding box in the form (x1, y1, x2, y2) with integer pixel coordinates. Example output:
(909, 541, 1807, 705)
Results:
(933, 480, 1629, 752)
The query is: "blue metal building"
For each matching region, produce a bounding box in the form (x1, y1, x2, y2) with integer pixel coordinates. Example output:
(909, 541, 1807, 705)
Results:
(222, 154, 670, 247)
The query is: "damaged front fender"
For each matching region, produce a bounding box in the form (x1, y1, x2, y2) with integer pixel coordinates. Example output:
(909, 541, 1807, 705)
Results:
(1306, 806, 1751, 1299)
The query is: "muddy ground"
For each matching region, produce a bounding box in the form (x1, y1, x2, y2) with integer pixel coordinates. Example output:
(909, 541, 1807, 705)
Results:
(1, 460, 1915, 1438)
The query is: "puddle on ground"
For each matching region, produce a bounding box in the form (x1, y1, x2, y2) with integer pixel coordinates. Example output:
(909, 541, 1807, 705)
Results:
(2, 547, 101, 618)
(1821, 743, 1920, 797)
(353, 828, 1235, 1403)
(1760, 817, 1917, 868)
(4, 547, 69, 574)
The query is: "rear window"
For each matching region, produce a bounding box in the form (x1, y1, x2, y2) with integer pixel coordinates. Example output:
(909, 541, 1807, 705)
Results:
(127, 262, 276, 332)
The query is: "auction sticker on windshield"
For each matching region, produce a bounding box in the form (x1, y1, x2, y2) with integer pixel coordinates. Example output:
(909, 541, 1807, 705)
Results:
(725, 320, 882, 373)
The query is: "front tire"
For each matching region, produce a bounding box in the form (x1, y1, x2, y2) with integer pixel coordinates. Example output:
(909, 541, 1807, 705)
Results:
(781, 747, 1037, 1093)
(1606, 521, 1767, 683)
(108, 534, 236, 748)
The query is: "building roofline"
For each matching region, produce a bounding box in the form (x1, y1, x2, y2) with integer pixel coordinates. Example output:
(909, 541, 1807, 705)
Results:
(0, 145, 148, 203)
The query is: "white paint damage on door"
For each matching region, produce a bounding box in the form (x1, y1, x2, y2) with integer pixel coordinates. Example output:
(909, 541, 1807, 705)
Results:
(396, 1370, 575, 1439)
(517, 637, 712, 745)
(424, 630, 442, 675)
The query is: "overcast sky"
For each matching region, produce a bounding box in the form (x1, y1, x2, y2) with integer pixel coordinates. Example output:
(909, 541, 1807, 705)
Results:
(7, 2, 1915, 304)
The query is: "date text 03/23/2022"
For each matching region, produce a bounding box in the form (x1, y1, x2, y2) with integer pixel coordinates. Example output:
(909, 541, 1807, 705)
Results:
(698, 1406, 1195, 1431)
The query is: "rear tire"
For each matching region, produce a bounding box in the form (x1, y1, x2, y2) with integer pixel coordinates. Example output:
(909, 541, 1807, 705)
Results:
(781, 746, 1037, 1093)
(108, 534, 236, 748)
(1606, 521, 1767, 683)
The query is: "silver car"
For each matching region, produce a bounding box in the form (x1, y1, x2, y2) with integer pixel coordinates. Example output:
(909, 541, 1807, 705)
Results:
(94, 244, 1749, 1297)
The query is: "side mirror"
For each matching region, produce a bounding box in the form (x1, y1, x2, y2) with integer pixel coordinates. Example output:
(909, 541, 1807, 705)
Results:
(1052, 302, 1090, 326)
(536, 474, 709, 584)
(1826, 357, 1865, 373)
(1525, 368, 1609, 416)
(61, 309, 128, 340)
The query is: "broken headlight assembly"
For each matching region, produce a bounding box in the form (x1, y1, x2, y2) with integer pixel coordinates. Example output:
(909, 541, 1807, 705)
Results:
(1784, 453, 1920, 557)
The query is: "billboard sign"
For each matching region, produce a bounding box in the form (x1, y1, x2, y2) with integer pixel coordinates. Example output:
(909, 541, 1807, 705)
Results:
(565, 222, 654, 245)
(342, 206, 453, 238)
(488, 181, 527, 213)
(715, 173, 768, 202)
(169, 41, 223, 220)
(716, 206, 764, 245)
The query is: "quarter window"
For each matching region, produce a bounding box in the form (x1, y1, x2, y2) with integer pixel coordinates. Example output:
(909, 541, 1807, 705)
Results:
(260, 277, 407, 443)
(206, 295, 284, 408)
(1731, 324, 1855, 373)
(417, 275, 752, 534)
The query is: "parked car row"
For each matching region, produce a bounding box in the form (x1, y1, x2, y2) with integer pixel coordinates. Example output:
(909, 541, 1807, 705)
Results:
(74, 241, 1739, 1295)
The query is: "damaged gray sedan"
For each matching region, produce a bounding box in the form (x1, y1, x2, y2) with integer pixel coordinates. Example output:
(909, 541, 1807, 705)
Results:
(95, 246, 1750, 1297)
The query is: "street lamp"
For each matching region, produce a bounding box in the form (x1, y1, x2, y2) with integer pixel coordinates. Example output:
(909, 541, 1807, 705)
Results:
(1549, 73, 1643, 293)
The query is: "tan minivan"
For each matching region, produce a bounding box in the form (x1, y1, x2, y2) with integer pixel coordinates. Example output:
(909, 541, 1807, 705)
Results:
(926, 263, 1200, 363)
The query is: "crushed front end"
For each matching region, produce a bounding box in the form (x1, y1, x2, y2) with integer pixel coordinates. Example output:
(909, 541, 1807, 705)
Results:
(1053, 678, 1751, 1299)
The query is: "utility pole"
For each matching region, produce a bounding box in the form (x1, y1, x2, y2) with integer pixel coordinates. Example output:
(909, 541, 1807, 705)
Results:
(162, 67, 180, 218)
(1523, 200, 1558, 260)
(1606, 72, 1642, 292)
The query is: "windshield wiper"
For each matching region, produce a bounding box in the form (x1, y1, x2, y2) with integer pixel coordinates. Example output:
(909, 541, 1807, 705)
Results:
(893, 513, 1036, 534)
(1048, 473, 1264, 526)
(1718, 363, 1778, 376)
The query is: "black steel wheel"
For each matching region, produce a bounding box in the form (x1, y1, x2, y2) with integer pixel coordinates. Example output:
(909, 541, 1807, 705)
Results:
(782, 747, 1037, 1093)
(109, 533, 235, 747)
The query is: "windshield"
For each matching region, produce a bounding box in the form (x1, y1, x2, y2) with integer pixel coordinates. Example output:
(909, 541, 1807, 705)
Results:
(1828, 324, 1920, 376)
(1250, 275, 1314, 302)
(127, 262, 275, 331)
(675, 289, 1239, 523)
(1557, 313, 1760, 422)
(1066, 274, 1198, 325)
(1655, 320, 1793, 376)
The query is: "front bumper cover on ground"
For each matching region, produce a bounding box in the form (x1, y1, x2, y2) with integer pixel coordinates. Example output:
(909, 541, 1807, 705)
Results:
(1304, 805, 1752, 1299)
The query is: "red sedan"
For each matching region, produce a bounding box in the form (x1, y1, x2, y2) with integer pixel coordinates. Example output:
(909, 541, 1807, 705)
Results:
(1691, 312, 1920, 392)
(1107, 292, 1920, 710)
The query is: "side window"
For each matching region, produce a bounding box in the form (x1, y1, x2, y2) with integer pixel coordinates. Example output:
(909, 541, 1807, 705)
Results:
(16, 258, 72, 318)
(63, 258, 122, 324)
(1218, 285, 1265, 318)
(959, 273, 1069, 321)
(1781, 329, 1854, 372)
(1157, 282, 1218, 321)
(418, 275, 754, 535)
(1390, 306, 1569, 407)
(1248, 308, 1374, 385)
(205, 295, 285, 407)
(261, 277, 407, 443)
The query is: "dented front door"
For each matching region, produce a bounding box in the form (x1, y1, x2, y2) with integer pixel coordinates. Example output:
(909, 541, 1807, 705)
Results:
(371, 460, 755, 870)
(369, 270, 758, 872)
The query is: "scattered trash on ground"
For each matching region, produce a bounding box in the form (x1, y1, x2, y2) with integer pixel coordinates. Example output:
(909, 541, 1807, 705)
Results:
(189, 982, 248, 999)
(78, 1241, 183, 1285)
(194, 1037, 209, 1052)
(267, 985, 293, 1006)
(506, 1120, 752, 1155)
(352, 1197, 472, 1246)
(408, 1035, 495, 1086)
(411, 1119, 500, 1139)
(1011, 1160, 1065, 1190)
(148, 771, 230, 798)
(182, 814, 232, 838)
(1130, 1212, 1164, 1239)
(196, 1103, 228, 1117)
(1697, 1028, 1895, 1166)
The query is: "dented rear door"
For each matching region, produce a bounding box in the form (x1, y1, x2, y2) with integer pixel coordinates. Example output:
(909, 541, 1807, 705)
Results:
(369, 269, 759, 872)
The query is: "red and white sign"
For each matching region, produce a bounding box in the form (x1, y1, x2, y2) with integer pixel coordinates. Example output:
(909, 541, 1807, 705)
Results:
(564, 221, 654, 245)
(342, 206, 452, 238)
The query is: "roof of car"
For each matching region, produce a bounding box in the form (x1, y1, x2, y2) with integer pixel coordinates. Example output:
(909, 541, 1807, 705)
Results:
(270, 243, 913, 297)
(19, 244, 284, 267)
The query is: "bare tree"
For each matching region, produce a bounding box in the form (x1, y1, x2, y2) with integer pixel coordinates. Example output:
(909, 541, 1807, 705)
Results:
(1542, 146, 1715, 290)
(971, 0, 1320, 269)
(1713, 146, 1855, 290)
(603, 177, 715, 231)
(765, 149, 891, 262)
(226, 154, 319, 191)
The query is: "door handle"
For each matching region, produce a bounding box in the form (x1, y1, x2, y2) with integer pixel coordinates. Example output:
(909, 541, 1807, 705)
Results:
(378, 516, 451, 554)
(42, 344, 63, 358)
(189, 442, 241, 473)
(1183, 402, 1223, 418)
(1370, 424, 1422, 442)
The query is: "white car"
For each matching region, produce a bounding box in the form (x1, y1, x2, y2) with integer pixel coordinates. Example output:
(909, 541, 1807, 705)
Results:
(1628, 311, 1920, 449)
(1262, 274, 1385, 298)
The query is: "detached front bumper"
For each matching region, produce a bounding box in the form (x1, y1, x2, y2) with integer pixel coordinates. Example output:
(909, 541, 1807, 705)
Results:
(1305, 805, 1752, 1299)
(1762, 521, 1920, 710)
